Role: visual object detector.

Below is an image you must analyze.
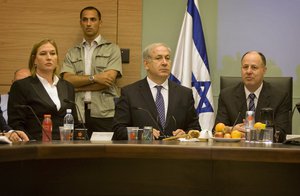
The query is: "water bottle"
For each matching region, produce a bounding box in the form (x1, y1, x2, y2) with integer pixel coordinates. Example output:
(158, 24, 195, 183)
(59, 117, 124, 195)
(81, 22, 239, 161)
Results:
(42, 114, 52, 142)
(64, 109, 74, 140)
(245, 111, 255, 142)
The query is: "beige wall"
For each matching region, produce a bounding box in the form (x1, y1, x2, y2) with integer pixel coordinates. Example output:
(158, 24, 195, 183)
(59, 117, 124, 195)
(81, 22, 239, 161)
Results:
(0, 0, 142, 93)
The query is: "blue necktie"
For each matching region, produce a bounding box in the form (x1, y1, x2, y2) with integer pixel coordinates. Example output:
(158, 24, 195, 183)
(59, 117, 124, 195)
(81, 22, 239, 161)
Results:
(155, 86, 165, 128)
(248, 93, 256, 111)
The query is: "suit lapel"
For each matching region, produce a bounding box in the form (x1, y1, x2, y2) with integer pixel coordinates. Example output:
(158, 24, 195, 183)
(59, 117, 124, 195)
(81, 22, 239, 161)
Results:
(167, 81, 176, 119)
(138, 78, 158, 120)
(233, 83, 247, 120)
(256, 82, 271, 120)
(30, 77, 58, 113)
(234, 83, 247, 111)
(57, 80, 68, 113)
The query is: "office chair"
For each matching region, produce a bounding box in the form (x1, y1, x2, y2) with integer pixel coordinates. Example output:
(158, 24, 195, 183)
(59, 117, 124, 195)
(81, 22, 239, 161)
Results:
(220, 76, 293, 134)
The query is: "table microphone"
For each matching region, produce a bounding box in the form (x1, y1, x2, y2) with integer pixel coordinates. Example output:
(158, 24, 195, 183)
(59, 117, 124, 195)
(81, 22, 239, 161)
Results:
(231, 111, 241, 130)
(15, 105, 51, 141)
(133, 107, 168, 139)
(63, 99, 89, 140)
(171, 115, 177, 129)
(292, 102, 300, 117)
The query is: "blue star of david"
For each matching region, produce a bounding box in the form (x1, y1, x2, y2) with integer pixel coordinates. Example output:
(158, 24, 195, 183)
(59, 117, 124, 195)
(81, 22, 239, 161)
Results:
(191, 73, 214, 114)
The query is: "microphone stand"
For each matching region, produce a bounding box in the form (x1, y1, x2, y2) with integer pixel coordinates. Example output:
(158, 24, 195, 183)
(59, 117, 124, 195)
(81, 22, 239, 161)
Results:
(16, 105, 51, 141)
(134, 107, 168, 139)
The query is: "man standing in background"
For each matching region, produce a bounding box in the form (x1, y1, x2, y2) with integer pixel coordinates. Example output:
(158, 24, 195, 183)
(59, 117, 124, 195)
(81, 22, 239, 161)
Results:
(61, 6, 122, 137)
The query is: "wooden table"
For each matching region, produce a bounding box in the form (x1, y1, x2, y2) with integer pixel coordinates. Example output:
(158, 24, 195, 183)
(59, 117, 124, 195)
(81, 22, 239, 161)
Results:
(1, 140, 300, 195)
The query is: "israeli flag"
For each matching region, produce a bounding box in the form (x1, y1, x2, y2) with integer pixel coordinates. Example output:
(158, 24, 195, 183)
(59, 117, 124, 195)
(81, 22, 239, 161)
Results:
(170, 0, 215, 131)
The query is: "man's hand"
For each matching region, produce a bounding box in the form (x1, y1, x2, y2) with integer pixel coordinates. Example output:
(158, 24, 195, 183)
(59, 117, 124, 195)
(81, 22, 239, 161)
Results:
(172, 129, 186, 137)
(94, 70, 117, 87)
(6, 130, 29, 142)
(233, 122, 245, 132)
(153, 128, 160, 139)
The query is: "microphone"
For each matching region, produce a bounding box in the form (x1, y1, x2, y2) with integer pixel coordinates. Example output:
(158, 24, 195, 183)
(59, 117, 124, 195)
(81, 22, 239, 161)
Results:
(63, 99, 89, 140)
(171, 115, 177, 129)
(231, 111, 241, 132)
(133, 107, 168, 139)
(292, 102, 300, 117)
(15, 105, 51, 141)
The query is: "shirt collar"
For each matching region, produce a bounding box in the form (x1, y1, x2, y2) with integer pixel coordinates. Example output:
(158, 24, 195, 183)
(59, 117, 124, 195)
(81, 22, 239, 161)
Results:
(147, 77, 169, 90)
(244, 82, 263, 99)
(36, 74, 59, 86)
(82, 35, 101, 46)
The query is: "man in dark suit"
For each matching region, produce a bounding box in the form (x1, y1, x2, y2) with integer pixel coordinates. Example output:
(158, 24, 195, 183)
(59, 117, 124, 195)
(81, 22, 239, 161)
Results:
(112, 43, 200, 140)
(215, 51, 291, 142)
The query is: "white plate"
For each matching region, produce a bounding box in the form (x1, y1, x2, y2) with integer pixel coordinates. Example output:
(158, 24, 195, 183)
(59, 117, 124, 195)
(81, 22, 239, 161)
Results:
(211, 137, 241, 142)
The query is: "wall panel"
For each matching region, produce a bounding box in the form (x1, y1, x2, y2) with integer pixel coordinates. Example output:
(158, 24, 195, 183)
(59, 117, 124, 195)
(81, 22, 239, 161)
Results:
(0, 0, 141, 93)
(117, 0, 142, 86)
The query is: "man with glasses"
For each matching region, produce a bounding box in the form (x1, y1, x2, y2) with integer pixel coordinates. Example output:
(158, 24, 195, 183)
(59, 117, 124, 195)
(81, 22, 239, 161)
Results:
(112, 43, 200, 140)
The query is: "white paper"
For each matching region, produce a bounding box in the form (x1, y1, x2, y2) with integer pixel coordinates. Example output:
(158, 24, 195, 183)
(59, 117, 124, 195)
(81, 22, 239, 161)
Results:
(178, 138, 200, 142)
(90, 132, 113, 141)
(0, 136, 12, 144)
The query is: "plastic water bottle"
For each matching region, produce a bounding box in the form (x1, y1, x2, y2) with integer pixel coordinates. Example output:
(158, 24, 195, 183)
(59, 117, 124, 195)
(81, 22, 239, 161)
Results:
(64, 109, 74, 140)
(42, 114, 52, 142)
(245, 111, 255, 142)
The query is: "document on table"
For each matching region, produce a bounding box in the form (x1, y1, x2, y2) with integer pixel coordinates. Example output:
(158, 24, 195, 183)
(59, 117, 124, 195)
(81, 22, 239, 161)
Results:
(90, 132, 113, 141)
(0, 136, 12, 144)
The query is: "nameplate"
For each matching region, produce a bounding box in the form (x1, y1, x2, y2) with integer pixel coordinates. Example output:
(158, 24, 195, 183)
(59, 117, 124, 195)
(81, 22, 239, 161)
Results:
(286, 134, 300, 140)
(90, 132, 113, 141)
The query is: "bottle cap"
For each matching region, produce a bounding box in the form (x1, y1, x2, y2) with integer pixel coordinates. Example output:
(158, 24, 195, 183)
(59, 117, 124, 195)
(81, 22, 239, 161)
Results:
(66, 109, 72, 113)
(44, 114, 51, 118)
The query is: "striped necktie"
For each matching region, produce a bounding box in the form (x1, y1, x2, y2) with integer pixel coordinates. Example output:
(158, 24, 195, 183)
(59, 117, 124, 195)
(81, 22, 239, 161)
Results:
(155, 86, 165, 128)
(248, 93, 256, 112)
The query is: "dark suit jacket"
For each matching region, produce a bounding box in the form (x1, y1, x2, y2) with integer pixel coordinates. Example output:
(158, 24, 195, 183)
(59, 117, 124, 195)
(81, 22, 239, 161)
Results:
(215, 81, 291, 141)
(112, 78, 201, 140)
(8, 76, 77, 140)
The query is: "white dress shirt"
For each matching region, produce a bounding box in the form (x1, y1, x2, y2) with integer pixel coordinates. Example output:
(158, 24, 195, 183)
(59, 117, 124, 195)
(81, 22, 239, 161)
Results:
(36, 74, 61, 111)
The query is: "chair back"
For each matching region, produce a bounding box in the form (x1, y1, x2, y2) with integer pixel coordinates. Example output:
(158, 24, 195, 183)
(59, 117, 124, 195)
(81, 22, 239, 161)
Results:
(220, 76, 293, 133)
(220, 76, 292, 104)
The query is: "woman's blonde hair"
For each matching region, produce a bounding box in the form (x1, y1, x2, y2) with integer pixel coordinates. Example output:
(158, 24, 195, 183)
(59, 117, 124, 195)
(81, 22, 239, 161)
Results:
(28, 39, 60, 77)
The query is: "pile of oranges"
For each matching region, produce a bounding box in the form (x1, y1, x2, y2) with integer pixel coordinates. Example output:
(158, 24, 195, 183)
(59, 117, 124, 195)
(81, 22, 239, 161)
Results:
(214, 123, 242, 139)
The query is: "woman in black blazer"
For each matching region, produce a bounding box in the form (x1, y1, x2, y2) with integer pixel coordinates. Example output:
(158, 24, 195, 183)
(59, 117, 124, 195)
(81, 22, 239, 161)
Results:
(8, 39, 77, 141)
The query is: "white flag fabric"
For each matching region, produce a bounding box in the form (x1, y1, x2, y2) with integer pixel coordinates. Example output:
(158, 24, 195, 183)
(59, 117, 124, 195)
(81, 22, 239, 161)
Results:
(170, 0, 215, 131)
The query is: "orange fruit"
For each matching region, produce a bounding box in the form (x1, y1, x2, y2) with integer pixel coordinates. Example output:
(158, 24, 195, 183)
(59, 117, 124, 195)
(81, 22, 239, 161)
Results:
(224, 133, 231, 138)
(231, 130, 242, 138)
(215, 123, 225, 132)
(254, 122, 266, 130)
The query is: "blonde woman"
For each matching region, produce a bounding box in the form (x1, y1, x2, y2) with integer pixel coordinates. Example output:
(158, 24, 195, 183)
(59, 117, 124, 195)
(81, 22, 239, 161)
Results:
(8, 39, 77, 141)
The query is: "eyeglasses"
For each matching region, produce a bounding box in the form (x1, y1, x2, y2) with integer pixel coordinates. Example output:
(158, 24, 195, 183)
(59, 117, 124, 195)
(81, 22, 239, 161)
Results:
(149, 56, 171, 63)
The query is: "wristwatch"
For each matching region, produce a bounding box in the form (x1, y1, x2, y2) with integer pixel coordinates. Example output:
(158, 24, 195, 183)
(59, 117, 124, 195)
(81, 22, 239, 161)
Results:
(89, 75, 95, 83)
